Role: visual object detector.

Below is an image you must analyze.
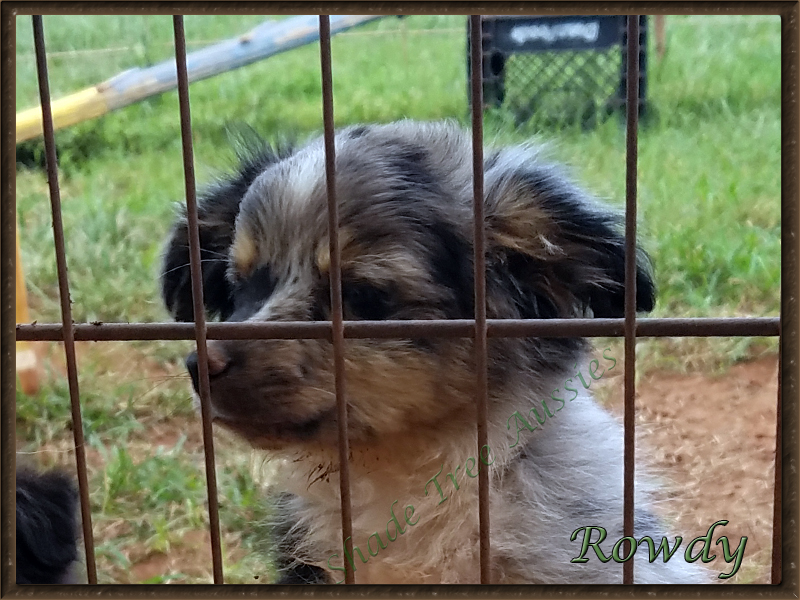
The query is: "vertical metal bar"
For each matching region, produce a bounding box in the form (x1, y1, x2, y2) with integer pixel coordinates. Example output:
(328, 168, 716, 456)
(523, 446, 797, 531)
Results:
(319, 15, 355, 586)
(172, 15, 224, 584)
(31, 15, 97, 585)
(622, 14, 640, 586)
(771, 331, 782, 584)
(469, 14, 491, 585)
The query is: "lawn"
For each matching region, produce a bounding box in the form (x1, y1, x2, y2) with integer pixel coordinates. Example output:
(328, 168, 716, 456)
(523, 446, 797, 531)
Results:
(15, 14, 781, 583)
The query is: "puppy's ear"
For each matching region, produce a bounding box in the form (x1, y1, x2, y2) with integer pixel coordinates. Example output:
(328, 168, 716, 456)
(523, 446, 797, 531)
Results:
(161, 134, 293, 321)
(484, 157, 655, 319)
(161, 191, 241, 322)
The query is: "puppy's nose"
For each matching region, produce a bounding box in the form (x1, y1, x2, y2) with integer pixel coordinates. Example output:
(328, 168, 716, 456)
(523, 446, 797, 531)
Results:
(185, 346, 231, 393)
(185, 352, 200, 392)
(206, 344, 230, 377)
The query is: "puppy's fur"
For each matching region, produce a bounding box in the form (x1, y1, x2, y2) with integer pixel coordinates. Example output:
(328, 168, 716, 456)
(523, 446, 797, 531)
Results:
(162, 121, 708, 584)
(16, 468, 81, 584)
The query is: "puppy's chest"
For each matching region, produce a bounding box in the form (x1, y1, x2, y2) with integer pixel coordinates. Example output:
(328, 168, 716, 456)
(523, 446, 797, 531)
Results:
(306, 496, 482, 584)
(283, 449, 486, 584)
(352, 560, 478, 585)
(319, 531, 481, 585)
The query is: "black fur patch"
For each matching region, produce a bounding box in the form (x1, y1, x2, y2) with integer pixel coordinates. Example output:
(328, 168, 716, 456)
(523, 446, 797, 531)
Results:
(348, 125, 370, 138)
(268, 493, 332, 584)
(229, 265, 277, 322)
(425, 220, 474, 319)
(275, 563, 330, 585)
(384, 141, 439, 195)
(161, 137, 294, 322)
(499, 252, 561, 320)
(342, 280, 394, 321)
(484, 150, 501, 171)
(16, 469, 80, 584)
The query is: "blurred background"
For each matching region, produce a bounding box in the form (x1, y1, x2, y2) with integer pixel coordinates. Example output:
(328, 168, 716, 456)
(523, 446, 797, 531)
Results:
(15, 15, 780, 583)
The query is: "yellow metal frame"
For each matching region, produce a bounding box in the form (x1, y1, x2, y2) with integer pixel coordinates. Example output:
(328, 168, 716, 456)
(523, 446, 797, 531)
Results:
(16, 224, 40, 395)
(16, 86, 109, 144)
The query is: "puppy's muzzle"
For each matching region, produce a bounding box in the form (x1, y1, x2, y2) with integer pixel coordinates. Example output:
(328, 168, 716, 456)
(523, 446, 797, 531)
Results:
(185, 345, 231, 393)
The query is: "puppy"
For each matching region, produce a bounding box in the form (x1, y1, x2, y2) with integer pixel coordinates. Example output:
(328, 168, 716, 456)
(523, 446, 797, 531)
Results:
(161, 120, 708, 584)
(16, 468, 81, 584)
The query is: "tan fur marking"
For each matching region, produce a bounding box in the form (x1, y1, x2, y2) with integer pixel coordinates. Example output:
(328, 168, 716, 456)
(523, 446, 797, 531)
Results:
(342, 343, 476, 437)
(316, 244, 330, 273)
(487, 188, 565, 259)
(231, 233, 258, 277)
(315, 229, 358, 273)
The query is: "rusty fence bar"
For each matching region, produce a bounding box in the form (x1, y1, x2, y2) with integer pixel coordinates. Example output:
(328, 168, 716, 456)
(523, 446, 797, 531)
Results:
(622, 14, 640, 586)
(172, 15, 224, 584)
(31, 15, 97, 585)
(469, 14, 492, 585)
(772, 331, 782, 584)
(17, 13, 783, 587)
(319, 15, 356, 586)
(16, 317, 782, 342)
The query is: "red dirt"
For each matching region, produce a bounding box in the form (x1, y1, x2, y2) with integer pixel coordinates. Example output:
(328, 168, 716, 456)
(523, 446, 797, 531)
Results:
(130, 530, 215, 582)
(598, 356, 779, 583)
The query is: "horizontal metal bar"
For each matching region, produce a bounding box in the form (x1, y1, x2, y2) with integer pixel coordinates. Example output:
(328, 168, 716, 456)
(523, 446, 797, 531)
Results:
(10, 4, 790, 17)
(16, 317, 780, 342)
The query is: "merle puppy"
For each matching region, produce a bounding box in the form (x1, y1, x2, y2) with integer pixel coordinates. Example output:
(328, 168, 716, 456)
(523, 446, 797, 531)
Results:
(161, 120, 708, 584)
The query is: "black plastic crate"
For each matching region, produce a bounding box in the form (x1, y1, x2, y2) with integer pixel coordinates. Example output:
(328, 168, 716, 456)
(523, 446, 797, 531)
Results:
(468, 15, 648, 127)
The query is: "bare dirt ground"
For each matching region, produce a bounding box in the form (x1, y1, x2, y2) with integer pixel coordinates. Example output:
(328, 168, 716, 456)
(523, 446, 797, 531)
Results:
(597, 356, 779, 584)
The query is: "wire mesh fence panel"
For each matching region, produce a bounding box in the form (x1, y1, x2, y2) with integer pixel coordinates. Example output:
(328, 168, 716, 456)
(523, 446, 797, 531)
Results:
(503, 50, 623, 126)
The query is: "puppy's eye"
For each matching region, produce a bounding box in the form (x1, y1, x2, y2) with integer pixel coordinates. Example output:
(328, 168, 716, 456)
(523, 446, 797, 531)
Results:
(342, 282, 392, 321)
(229, 265, 275, 321)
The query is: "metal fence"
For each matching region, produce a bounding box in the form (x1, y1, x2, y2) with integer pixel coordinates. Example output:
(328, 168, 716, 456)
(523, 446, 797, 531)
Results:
(15, 12, 784, 587)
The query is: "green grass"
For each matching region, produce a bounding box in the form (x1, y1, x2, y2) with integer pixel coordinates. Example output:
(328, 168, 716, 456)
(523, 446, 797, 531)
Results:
(15, 14, 780, 583)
